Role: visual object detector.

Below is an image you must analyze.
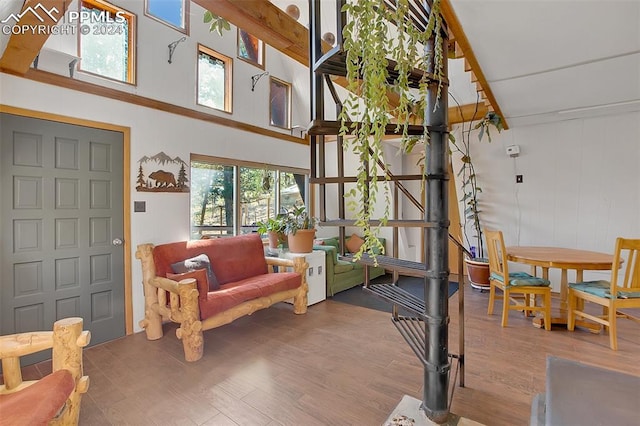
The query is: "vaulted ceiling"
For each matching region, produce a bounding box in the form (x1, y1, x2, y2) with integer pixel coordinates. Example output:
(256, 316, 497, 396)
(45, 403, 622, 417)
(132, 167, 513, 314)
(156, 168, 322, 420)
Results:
(448, 0, 640, 126)
(1, 0, 638, 128)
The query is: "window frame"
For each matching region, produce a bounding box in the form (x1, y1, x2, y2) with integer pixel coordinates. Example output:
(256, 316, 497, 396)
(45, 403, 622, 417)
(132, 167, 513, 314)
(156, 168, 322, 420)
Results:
(197, 44, 233, 114)
(144, 0, 189, 34)
(236, 28, 265, 70)
(78, 0, 137, 85)
(269, 76, 292, 130)
(190, 154, 309, 239)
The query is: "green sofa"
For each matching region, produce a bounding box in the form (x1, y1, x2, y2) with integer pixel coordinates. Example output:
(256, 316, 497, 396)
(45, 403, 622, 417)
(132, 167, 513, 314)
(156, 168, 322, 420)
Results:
(313, 236, 386, 296)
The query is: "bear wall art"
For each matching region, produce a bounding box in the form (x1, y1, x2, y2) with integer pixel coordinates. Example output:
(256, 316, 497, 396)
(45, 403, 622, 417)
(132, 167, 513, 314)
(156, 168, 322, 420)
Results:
(136, 152, 189, 193)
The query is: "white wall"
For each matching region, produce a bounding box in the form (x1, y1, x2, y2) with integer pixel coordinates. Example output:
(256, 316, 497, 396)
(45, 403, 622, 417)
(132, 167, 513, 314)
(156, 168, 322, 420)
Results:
(451, 111, 640, 288)
(0, 73, 309, 332)
(0, 1, 310, 332)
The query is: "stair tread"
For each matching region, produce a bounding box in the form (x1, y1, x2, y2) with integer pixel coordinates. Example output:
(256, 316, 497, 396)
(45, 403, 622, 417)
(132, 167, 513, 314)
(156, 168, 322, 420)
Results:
(392, 315, 428, 367)
(354, 253, 428, 277)
(307, 119, 427, 136)
(364, 283, 426, 317)
(313, 47, 444, 89)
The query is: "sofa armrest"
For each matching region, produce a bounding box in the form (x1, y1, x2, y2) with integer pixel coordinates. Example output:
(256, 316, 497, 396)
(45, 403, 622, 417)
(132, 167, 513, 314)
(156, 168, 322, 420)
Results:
(265, 256, 296, 268)
(266, 255, 309, 278)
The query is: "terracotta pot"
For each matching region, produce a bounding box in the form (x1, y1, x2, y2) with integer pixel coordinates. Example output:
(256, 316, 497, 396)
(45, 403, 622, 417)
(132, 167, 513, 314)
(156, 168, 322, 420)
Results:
(465, 258, 490, 289)
(267, 231, 286, 249)
(287, 229, 316, 253)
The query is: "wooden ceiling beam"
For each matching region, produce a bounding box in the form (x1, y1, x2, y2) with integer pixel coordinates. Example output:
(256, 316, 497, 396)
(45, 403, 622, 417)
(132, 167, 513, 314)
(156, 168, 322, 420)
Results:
(0, 0, 71, 74)
(449, 102, 489, 125)
(441, 0, 508, 128)
(192, 0, 311, 66)
(197, 0, 500, 127)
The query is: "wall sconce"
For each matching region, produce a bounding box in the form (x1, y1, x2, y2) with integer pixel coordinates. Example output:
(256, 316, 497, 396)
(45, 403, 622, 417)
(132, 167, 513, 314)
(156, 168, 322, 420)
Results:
(251, 71, 270, 91)
(168, 36, 187, 64)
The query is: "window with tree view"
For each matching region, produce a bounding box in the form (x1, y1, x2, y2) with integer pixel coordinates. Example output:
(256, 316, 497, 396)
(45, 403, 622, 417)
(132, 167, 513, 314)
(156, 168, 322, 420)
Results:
(197, 45, 232, 112)
(191, 157, 307, 240)
(80, 0, 136, 84)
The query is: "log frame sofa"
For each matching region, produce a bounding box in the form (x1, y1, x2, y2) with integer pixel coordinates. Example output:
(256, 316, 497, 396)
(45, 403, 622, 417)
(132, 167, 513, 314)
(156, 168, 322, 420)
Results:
(136, 234, 308, 362)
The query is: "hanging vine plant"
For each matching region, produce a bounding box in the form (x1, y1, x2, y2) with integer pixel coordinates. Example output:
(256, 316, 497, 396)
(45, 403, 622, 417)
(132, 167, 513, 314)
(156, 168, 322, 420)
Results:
(339, 0, 445, 258)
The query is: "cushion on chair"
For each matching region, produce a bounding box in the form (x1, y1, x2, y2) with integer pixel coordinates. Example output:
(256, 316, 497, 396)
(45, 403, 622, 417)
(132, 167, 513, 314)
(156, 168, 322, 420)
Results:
(334, 259, 355, 274)
(491, 271, 551, 287)
(346, 234, 365, 253)
(0, 369, 75, 425)
(569, 280, 640, 299)
(171, 253, 220, 290)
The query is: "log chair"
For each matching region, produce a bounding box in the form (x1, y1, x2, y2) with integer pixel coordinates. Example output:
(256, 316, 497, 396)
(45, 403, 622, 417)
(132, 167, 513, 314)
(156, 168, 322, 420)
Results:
(0, 317, 91, 425)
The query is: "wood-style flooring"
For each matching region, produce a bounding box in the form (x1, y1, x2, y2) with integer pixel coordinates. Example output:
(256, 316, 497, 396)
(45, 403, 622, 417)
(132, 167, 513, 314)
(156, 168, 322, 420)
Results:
(24, 284, 640, 425)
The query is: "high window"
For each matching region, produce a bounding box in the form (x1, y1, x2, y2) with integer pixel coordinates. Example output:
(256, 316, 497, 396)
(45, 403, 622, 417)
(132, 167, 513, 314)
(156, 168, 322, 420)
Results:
(197, 45, 233, 113)
(269, 77, 291, 129)
(145, 0, 188, 33)
(79, 0, 136, 84)
(190, 155, 308, 239)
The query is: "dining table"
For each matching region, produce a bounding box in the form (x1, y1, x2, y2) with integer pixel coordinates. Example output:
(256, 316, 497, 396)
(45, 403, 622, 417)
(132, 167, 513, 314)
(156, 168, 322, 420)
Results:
(506, 246, 616, 330)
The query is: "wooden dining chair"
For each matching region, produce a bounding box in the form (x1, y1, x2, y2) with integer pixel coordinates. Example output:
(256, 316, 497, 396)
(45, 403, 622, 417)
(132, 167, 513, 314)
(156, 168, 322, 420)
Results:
(485, 229, 552, 330)
(567, 237, 640, 350)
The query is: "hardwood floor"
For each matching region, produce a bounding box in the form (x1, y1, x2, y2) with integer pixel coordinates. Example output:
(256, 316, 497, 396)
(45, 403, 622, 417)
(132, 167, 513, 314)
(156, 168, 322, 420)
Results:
(26, 284, 640, 425)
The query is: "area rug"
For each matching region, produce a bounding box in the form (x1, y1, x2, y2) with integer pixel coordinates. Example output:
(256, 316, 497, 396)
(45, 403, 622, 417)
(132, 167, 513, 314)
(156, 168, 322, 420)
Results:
(331, 274, 459, 313)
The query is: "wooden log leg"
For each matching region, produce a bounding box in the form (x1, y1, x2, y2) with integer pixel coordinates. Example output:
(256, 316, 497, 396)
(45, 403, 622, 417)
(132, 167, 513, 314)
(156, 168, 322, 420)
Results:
(51, 317, 91, 425)
(292, 283, 309, 314)
(292, 257, 308, 314)
(136, 244, 164, 340)
(175, 283, 204, 362)
(177, 320, 204, 362)
(1, 357, 22, 391)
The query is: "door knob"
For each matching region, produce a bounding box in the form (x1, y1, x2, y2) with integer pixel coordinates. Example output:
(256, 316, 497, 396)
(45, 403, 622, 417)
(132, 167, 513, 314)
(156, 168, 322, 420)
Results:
(112, 238, 124, 246)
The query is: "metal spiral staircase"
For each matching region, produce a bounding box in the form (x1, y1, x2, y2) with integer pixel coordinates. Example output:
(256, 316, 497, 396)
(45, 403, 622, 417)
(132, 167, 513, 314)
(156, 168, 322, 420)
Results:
(307, 1, 470, 422)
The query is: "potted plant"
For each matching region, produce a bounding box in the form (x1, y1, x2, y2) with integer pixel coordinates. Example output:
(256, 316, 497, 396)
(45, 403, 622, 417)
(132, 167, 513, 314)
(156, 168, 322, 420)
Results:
(283, 205, 317, 253)
(449, 103, 504, 289)
(256, 215, 286, 250)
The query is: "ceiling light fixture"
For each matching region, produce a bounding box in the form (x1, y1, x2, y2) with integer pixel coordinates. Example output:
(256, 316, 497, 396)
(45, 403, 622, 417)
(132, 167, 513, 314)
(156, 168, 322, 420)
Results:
(557, 99, 640, 114)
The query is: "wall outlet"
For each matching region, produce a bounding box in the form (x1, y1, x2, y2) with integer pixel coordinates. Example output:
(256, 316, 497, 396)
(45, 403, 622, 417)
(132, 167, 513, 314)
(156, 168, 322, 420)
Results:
(516, 175, 523, 183)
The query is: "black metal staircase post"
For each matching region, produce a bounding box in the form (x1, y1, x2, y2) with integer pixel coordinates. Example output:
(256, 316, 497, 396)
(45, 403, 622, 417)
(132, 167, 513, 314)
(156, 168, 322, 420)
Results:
(309, 0, 324, 217)
(423, 20, 450, 424)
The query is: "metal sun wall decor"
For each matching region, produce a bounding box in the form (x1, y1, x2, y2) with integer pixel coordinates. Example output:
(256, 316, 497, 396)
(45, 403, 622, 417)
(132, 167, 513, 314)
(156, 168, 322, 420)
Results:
(136, 151, 189, 193)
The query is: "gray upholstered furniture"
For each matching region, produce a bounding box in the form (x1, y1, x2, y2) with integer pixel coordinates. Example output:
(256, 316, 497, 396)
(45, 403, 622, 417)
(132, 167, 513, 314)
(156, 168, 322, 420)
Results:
(531, 356, 640, 426)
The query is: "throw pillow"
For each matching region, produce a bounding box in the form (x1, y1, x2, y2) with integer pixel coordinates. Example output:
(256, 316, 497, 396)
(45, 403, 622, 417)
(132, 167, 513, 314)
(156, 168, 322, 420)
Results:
(171, 253, 220, 290)
(167, 269, 209, 300)
(346, 234, 365, 253)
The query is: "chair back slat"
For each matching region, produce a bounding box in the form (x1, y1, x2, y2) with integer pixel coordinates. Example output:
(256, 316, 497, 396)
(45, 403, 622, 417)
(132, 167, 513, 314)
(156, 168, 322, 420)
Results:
(485, 229, 508, 278)
(614, 238, 640, 294)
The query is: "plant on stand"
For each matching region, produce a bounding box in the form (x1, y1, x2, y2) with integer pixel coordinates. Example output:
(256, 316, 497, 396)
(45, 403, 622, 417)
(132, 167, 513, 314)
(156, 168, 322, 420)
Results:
(256, 215, 287, 250)
(449, 97, 504, 289)
(283, 206, 317, 253)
